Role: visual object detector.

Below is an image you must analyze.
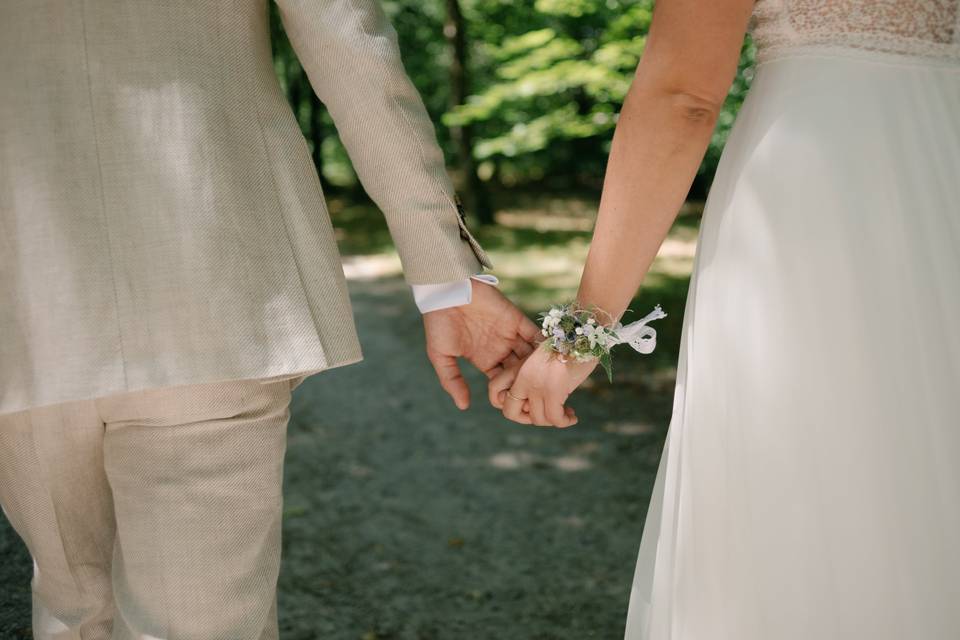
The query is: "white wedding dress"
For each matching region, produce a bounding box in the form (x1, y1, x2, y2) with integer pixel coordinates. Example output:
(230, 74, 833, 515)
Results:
(625, 2, 960, 639)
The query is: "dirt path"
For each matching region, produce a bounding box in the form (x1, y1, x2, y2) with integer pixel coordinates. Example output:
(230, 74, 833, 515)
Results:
(0, 276, 674, 640)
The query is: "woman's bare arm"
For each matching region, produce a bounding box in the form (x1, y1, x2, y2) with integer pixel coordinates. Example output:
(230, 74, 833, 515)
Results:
(496, 0, 756, 427)
(577, 0, 755, 318)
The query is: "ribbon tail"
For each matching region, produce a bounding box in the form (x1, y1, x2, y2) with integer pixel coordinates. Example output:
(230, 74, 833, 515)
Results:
(626, 326, 658, 354)
(613, 305, 667, 355)
(638, 304, 667, 325)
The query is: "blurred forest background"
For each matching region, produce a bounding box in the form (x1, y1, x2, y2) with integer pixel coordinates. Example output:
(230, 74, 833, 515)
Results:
(271, 0, 755, 223)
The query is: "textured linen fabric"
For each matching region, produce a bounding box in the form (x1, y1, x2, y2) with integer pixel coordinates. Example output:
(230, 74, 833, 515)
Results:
(0, 377, 295, 640)
(0, 0, 492, 416)
(624, 25, 960, 640)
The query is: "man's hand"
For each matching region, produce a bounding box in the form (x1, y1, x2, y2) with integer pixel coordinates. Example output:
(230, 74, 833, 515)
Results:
(423, 280, 540, 410)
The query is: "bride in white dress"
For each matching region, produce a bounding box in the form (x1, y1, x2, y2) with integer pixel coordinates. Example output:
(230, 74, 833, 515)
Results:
(491, 1, 960, 638)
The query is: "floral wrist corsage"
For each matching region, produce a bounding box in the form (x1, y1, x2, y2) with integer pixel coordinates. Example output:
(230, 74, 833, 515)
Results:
(538, 303, 667, 381)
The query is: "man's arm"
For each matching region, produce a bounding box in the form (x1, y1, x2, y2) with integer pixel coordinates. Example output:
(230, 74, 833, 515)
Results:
(273, 0, 490, 284)
(274, 0, 538, 407)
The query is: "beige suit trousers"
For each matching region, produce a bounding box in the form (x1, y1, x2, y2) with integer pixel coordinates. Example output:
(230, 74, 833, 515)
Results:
(0, 376, 301, 640)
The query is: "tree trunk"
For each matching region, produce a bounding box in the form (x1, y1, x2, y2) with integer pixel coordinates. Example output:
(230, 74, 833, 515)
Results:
(309, 93, 326, 189)
(271, 4, 327, 190)
(444, 0, 494, 225)
(287, 66, 303, 128)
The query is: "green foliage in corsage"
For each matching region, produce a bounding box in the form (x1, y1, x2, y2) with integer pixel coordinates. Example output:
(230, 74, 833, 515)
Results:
(538, 303, 620, 382)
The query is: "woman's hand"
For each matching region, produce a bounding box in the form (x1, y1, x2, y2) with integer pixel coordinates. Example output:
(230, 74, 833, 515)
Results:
(488, 347, 597, 428)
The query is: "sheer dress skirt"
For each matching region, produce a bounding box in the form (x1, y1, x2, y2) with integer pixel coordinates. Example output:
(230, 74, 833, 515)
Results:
(625, 50, 960, 640)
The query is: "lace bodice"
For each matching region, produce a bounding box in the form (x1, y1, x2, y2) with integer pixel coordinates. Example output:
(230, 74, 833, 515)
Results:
(751, 0, 960, 62)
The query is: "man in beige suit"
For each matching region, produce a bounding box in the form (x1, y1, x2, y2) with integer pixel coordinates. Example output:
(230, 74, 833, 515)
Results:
(0, 1, 537, 637)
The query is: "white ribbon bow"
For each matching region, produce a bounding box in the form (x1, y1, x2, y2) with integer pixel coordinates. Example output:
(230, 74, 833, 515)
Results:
(611, 305, 667, 355)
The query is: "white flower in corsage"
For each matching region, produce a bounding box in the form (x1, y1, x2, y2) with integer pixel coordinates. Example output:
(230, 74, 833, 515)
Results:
(538, 303, 667, 382)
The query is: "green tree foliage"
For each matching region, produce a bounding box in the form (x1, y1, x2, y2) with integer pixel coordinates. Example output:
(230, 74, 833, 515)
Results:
(270, 0, 755, 198)
(445, 0, 652, 187)
(445, 0, 755, 194)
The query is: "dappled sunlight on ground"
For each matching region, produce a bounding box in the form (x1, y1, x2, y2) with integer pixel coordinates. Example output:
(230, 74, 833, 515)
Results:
(488, 449, 593, 472)
(342, 253, 403, 280)
(603, 421, 656, 436)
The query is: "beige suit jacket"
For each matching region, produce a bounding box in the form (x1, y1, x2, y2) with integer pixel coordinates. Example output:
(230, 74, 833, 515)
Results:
(0, 0, 491, 415)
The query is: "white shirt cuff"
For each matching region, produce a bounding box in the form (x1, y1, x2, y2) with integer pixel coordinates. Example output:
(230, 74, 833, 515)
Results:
(411, 274, 500, 313)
